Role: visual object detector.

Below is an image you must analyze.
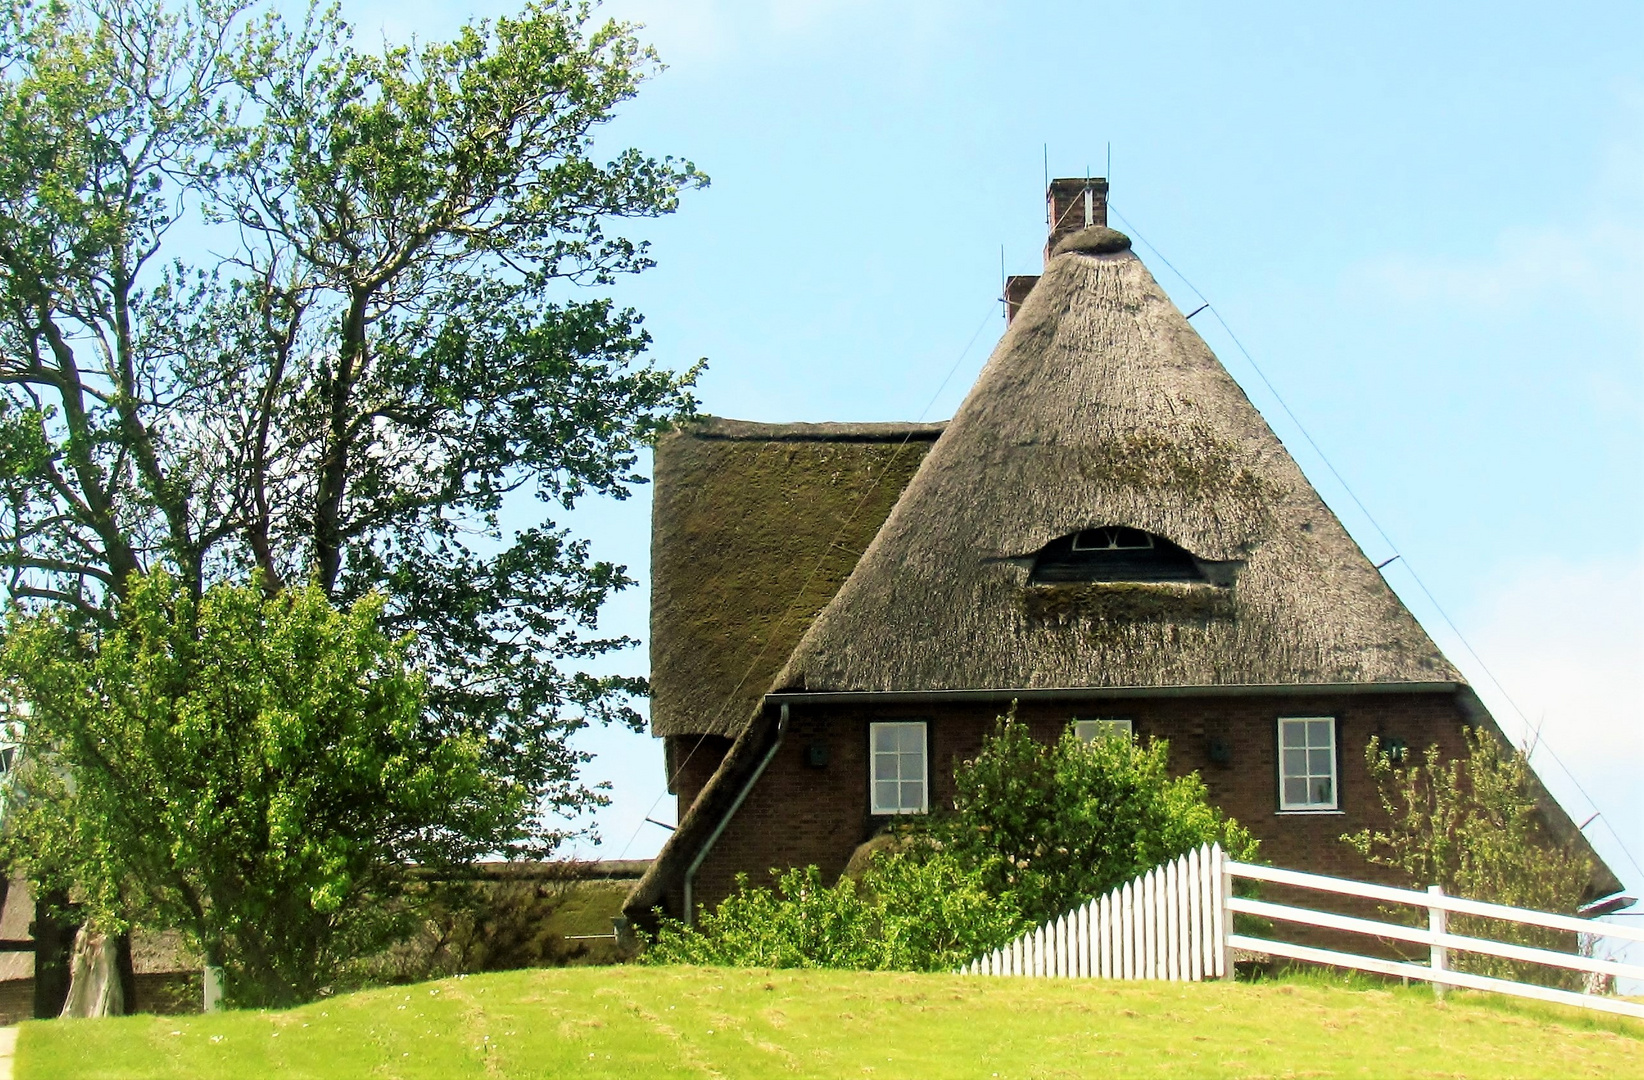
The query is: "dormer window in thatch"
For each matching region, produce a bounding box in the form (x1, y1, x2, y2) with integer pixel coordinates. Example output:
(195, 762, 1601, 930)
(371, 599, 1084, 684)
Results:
(1029, 526, 1208, 584)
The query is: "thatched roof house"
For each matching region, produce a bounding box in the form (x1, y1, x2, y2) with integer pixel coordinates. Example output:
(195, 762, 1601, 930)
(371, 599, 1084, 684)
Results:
(625, 179, 1621, 926)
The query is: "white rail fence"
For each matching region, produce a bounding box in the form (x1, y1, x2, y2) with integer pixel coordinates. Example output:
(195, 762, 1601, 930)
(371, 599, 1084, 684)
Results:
(959, 842, 1644, 1020)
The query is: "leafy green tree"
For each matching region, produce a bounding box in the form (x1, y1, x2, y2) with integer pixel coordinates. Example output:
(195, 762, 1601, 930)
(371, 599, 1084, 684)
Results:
(915, 709, 1258, 923)
(0, 570, 530, 1007)
(1343, 728, 1594, 990)
(641, 851, 1022, 973)
(0, 0, 702, 846)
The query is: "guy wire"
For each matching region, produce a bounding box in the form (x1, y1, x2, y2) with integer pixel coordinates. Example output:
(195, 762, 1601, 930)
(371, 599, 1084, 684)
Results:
(1110, 203, 1644, 885)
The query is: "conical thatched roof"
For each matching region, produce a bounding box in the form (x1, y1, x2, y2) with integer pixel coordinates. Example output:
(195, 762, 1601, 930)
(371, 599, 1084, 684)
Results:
(774, 234, 1462, 695)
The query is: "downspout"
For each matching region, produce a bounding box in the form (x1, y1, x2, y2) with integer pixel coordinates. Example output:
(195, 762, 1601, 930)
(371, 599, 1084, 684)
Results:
(682, 703, 789, 926)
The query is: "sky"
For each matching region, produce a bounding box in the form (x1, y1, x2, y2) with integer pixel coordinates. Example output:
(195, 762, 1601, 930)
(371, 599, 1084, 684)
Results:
(344, 0, 1643, 944)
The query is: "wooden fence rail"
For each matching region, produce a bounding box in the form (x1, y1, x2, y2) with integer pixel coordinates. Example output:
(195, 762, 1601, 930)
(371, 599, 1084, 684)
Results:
(959, 842, 1644, 1020)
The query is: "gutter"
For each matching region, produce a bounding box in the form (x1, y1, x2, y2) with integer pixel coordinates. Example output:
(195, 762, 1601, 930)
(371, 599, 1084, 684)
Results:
(681, 703, 790, 926)
(765, 681, 1461, 708)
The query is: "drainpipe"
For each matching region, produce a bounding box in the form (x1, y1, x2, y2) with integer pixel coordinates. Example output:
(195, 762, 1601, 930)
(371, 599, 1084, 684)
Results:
(682, 703, 790, 926)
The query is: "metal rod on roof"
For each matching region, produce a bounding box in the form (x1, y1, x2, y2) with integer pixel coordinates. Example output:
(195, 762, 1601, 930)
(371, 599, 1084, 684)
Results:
(1186, 303, 1209, 319)
(1375, 555, 1401, 570)
(1001, 245, 1007, 321)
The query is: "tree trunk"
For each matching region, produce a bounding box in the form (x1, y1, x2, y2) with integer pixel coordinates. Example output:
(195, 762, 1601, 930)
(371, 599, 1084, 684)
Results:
(116, 932, 137, 1013)
(60, 927, 124, 1018)
(30, 891, 76, 1019)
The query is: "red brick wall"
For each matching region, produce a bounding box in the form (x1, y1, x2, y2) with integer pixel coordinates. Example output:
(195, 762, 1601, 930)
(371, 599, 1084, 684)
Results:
(667, 734, 732, 821)
(675, 692, 1473, 921)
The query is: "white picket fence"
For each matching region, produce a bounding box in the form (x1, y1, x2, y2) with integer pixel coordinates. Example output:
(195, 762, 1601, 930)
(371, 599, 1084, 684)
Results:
(959, 842, 1644, 1020)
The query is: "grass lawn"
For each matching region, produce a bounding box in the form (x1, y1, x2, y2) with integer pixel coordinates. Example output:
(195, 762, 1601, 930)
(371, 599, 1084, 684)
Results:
(16, 965, 1644, 1079)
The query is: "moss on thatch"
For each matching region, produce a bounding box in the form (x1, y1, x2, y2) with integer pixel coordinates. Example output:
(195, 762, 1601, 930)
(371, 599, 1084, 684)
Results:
(649, 418, 941, 737)
(774, 244, 1463, 696)
(1051, 225, 1133, 256)
(1022, 581, 1236, 624)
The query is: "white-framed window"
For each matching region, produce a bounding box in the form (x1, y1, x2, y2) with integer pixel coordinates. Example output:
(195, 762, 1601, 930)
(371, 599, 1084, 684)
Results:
(1278, 717, 1338, 811)
(870, 721, 927, 815)
(1074, 718, 1133, 742)
(1072, 526, 1154, 551)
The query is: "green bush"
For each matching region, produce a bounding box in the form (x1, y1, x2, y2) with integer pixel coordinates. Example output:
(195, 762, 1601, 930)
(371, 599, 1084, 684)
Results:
(646, 709, 1261, 972)
(914, 708, 1258, 924)
(0, 571, 535, 1007)
(641, 850, 1022, 972)
(1343, 727, 1595, 989)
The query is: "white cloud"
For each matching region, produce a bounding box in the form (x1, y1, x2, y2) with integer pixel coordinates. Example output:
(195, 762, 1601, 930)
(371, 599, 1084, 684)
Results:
(1349, 108, 1643, 316)
(1348, 220, 1643, 312)
(1442, 556, 1644, 899)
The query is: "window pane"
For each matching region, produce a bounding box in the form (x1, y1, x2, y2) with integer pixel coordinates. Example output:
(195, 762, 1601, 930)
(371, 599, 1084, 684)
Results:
(1308, 749, 1332, 776)
(873, 726, 896, 754)
(900, 752, 922, 779)
(1307, 720, 1332, 748)
(906, 725, 927, 752)
(874, 754, 897, 781)
(1281, 721, 1305, 748)
(1283, 778, 1308, 806)
(1311, 778, 1333, 805)
(900, 781, 924, 812)
(875, 781, 899, 812)
(1113, 527, 1152, 549)
(1283, 749, 1307, 777)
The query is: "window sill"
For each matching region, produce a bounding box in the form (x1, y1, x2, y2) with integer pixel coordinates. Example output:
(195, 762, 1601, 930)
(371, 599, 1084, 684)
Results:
(1275, 809, 1345, 816)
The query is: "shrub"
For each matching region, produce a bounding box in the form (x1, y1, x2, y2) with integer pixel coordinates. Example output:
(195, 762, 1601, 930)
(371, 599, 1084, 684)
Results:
(1343, 727, 1595, 989)
(0, 572, 536, 1007)
(360, 874, 619, 984)
(641, 850, 1022, 972)
(645, 707, 1258, 972)
(914, 708, 1258, 923)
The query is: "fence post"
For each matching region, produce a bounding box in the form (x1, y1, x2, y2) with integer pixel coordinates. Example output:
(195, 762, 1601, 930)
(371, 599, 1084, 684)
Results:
(1187, 846, 1203, 981)
(1429, 884, 1448, 999)
(1216, 845, 1234, 980)
(1058, 907, 1071, 979)
(203, 965, 224, 1012)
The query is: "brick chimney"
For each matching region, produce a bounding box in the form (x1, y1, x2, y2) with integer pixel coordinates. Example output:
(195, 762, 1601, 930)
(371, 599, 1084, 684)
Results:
(1005, 176, 1111, 324)
(1044, 177, 1109, 266)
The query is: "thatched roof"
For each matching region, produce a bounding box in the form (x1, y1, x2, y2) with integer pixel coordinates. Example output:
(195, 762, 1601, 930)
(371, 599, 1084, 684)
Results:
(649, 417, 943, 737)
(773, 244, 1463, 696)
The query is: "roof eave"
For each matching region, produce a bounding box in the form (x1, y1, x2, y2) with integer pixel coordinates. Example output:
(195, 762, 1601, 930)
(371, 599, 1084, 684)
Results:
(766, 681, 1463, 707)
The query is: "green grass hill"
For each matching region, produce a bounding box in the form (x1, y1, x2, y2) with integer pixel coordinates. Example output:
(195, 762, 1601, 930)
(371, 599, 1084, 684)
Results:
(17, 965, 1644, 1079)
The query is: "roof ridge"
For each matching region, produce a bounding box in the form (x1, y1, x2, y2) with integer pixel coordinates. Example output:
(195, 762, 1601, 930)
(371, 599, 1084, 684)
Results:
(680, 416, 948, 443)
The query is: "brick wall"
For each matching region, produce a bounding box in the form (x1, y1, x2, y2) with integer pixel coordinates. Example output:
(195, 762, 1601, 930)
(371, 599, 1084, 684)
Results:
(667, 733, 732, 819)
(676, 691, 1473, 922)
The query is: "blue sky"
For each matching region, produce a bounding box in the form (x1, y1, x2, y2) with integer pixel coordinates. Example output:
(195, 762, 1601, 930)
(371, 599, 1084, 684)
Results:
(351, 1, 1642, 930)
